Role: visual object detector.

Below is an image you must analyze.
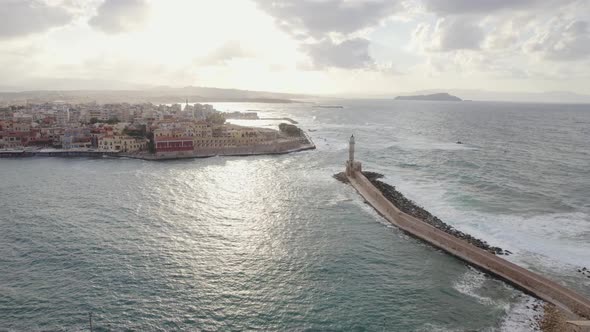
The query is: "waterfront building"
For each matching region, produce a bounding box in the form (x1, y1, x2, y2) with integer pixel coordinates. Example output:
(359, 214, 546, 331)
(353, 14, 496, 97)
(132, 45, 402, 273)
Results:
(192, 124, 277, 149)
(26, 127, 53, 147)
(98, 135, 147, 152)
(153, 127, 194, 153)
(154, 135, 194, 153)
(61, 127, 92, 149)
(0, 130, 24, 148)
(39, 127, 65, 146)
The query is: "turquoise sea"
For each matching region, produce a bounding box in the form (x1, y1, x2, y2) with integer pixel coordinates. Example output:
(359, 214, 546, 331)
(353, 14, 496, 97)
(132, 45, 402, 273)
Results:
(1, 99, 589, 330)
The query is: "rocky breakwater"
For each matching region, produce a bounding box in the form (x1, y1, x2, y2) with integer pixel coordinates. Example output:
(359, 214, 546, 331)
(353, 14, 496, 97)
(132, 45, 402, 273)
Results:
(335, 171, 509, 256)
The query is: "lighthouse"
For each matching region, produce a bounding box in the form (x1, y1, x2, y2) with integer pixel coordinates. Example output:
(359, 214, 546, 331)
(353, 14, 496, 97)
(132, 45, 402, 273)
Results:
(346, 134, 361, 176)
(349, 134, 355, 163)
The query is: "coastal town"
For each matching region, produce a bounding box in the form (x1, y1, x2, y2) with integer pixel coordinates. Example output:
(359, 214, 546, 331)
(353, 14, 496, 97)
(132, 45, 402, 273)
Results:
(0, 101, 314, 159)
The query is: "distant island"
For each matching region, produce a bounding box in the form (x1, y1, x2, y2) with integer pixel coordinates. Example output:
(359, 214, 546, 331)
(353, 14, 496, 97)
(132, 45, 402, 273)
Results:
(395, 92, 462, 102)
(312, 105, 344, 109)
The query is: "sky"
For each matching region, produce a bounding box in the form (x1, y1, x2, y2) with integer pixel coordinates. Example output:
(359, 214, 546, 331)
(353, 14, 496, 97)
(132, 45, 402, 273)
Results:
(2, 0, 590, 96)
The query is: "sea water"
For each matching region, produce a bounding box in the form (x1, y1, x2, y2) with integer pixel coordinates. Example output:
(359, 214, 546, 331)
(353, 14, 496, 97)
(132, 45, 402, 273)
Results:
(1, 99, 589, 330)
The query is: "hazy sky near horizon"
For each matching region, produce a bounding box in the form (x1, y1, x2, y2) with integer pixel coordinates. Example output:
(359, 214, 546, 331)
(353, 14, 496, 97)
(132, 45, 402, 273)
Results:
(2, 0, 590, 95)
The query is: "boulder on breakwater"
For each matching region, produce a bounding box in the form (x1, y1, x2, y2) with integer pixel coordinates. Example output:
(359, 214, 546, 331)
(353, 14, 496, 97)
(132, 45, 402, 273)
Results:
(334, 171, 383, 184)
(578, 267, 590, 278)
(333, 172, 349, 183)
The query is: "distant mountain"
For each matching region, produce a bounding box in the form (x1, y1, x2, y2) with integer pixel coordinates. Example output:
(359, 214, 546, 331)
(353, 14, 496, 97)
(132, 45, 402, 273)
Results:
(0, 86, 310, 104)
(395, 92, 462, 102)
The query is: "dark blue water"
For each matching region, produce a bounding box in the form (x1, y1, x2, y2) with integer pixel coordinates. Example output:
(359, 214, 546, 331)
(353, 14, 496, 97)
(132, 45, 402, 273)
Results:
(1, 100, 589, 331)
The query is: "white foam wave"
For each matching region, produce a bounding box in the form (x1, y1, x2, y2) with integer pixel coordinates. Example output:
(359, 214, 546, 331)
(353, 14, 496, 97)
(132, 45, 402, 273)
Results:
(415, 324, 465, 332)
(383, 172, 590, 277)
(453, 268, 504, 307)
(499, 295, 543, 332)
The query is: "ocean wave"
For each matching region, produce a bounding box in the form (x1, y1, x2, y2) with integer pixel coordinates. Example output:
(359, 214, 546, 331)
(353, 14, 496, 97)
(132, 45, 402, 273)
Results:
(382, 172, 590, 276)
(499, 296, 543, 332)
(452, 268, 506, 307)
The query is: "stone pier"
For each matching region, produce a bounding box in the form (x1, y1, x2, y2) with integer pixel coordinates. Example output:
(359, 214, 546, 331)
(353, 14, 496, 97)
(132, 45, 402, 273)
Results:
(342, 136, 590, 322)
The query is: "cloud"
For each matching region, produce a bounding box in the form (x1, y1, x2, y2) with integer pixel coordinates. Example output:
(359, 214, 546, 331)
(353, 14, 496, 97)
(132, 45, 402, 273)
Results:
(0, 0, 73, 39)
(525, 20, 590, 61)
(197, 41, 252, 66)
(89, 0, 151, 34)
(303, 38, 374, 69)
(420, 0, 574, 15)
(253, 1, 399, 71)
(415, 18, 484, 52)
(483, 23, 520, 50)
(253, 0, 402, 38)
(436, 18, 483, 51)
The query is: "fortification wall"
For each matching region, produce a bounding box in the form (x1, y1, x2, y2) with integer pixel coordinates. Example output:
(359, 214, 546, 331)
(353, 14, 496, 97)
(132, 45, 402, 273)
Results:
(154, 139, 315, 159)
(347, 170, 590, 319)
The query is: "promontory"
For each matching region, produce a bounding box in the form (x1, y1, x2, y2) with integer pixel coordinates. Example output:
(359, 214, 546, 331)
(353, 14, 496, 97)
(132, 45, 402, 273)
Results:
(395, 93, 462, 102)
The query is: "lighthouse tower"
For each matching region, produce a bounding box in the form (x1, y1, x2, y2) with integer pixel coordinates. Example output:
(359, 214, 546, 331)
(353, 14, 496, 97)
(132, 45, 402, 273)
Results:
(349, 134, 355, 163)
(346, 134, 361, 176)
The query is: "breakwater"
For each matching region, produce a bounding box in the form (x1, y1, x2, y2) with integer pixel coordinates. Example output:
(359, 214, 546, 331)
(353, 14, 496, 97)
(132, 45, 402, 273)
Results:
(366, 172, 509, 255)
(336, 171, 508, 255)
(340, 168, 590, 320)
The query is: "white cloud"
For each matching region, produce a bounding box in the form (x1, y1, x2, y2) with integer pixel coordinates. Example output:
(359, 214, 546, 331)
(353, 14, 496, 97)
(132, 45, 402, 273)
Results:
(303, 38, 374, 69)
(525, 20, 590, 61)
(89, 0, 151, 34)
(0, 0, 73, 39)
(253, 0, 403, 38)
(1, 0, 590, 95)
(252, 0, 405, 70)
(421, 0, 573, 15)
(413, 17, 483, 52)
(434, 17, 483, 51)
(197, 41, 253, 66)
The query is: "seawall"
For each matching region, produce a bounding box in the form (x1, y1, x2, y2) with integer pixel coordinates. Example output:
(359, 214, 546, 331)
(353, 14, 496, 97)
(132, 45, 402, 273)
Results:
(345, 169, 590, 320)
(149, 137, 315, 160)
(0, 136, 315, 161)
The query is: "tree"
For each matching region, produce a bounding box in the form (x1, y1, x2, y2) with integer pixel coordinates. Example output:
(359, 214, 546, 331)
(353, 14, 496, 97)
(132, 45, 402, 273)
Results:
(206, 112, 226, 125)
(146, 132, 155, 153)
(279, 123, 302, 136)
(123, 124, 147, 137)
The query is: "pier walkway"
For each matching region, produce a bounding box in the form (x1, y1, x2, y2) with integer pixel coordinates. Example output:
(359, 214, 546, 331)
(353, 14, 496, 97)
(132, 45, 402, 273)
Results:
(346, 169, 590, 320)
